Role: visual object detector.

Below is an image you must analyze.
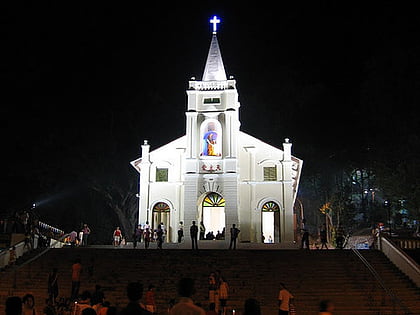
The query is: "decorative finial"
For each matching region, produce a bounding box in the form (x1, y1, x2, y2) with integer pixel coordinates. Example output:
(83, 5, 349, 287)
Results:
(210, 16, 221, 34)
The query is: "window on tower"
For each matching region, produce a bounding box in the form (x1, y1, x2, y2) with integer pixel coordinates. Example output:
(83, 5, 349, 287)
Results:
(203, 97, 221, 104)
(263, 166, 277, 181)
(156, 168, 168, 182)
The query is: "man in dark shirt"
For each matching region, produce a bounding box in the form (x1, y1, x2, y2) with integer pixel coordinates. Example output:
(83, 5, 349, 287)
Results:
(120, 282, 151, 315)
(229, 224, 240, 250)
(190, 221, 199, 250)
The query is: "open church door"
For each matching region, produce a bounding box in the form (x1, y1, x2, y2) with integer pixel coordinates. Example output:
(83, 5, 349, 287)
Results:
(202, 193, 225, 239)
(152, 202, 171, 242)
(262, 201, 281, 243)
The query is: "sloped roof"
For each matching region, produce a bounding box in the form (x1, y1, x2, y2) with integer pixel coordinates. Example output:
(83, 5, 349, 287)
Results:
(202, 34, 227, 81)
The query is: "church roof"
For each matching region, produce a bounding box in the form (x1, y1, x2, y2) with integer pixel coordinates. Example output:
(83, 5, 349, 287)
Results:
(202, 34, 227, 81)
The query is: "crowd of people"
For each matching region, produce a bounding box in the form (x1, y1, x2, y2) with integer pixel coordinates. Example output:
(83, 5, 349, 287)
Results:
(3, 253, 335, 315)
(107, 222, 241, 251)
(4, 275, 335, 315)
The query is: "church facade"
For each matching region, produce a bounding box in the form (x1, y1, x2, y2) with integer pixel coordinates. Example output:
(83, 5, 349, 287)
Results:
(131, 18, 302, 245)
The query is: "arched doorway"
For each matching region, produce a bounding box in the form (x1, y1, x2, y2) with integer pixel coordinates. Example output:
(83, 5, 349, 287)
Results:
(152, 202, 170, 242)
(202, 192, 225, 239)
(261, 201, 281, 243)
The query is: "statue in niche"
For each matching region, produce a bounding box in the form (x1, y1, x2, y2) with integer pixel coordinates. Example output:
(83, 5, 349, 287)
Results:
(201, 122, 220, 156)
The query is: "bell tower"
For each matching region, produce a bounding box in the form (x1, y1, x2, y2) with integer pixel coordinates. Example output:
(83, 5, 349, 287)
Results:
(185, 16, 241, 174)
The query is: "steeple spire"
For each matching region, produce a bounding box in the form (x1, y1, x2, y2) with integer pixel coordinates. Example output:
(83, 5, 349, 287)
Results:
(202, 16, 227, 81)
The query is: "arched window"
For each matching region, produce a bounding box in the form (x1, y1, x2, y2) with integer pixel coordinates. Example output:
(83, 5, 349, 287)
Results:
(262, 201, 280, 212)
(153, 202, 170, 212)
(203, 192, 225, 207)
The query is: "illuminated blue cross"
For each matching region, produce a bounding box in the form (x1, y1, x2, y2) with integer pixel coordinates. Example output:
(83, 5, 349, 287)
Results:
(210, 16, 221, 34)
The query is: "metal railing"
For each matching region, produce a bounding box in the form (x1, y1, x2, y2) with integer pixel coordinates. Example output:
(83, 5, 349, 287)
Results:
(352, 248, 413, 315)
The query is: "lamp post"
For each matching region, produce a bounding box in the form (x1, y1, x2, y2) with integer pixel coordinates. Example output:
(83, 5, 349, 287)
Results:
(384, 199, 391, 238)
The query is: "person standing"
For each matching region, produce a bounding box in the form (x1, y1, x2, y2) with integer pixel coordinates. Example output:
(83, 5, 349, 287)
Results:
(160, 222, 166, 243)
(47, 267, 59, 305)
(69, 230, 78, 247)
(208, 273, 217, 310)
(81, 224, 91, 246)
(71, 258, 82, 301)
(229, 224, 240, 250)
(170, 278, 205, 315)
(320, 225, 328, 249)
(144, 227, 151, 249)
(144, 284, 157, 314)
(218, 277, 229, 315)
(177, 221, 184, 243)
(22, 294, 37, 315)
(278, 283, 294, 315)
(120, 282, 151, 315)
(301, 229, 310, 250)
(113, 227, 122, 247)
(133, 225, 142, 249)
(156, 224, 164, 249)
(199, 221, 206, 240)
(190, 221, 199, 250)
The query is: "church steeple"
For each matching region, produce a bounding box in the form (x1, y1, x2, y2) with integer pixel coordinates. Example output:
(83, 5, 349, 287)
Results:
(202, 16, 227, 81)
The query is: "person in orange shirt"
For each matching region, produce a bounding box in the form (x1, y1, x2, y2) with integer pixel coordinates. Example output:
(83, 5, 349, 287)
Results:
(144, 284, 156, 314)
(278, 283, 294, 315)
(71, 258, 82, 301)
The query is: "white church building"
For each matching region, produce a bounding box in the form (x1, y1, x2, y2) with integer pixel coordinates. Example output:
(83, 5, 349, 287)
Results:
(131, 17, 302, 245)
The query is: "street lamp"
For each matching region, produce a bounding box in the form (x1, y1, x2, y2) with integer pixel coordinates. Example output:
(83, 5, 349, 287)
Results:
(384, 199, 391, 238)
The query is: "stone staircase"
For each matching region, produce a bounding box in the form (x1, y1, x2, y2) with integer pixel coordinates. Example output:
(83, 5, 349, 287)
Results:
(0, 248, 419, 315)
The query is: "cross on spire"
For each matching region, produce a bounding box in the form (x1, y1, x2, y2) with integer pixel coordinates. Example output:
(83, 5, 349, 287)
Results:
(210, 16, 221, 34)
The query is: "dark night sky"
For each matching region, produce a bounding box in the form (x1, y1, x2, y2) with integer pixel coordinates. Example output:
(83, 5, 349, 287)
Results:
(2, 2, 420, 214)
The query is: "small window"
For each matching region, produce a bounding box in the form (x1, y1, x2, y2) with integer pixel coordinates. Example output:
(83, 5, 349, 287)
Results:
(156, 168, 168, 182)
(263, 166, 277, 181)
(203, 97, 220, 104)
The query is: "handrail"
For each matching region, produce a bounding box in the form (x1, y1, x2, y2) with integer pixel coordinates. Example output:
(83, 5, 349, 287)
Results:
(0, 232, 67, 270)
(352, 248, 412, 315)
(378, 234, 420, 287)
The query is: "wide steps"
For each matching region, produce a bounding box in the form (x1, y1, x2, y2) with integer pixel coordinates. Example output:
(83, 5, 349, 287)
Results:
(0, 248, 419, 315)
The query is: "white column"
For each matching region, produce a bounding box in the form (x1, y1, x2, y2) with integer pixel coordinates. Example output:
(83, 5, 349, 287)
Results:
(183, 174, 199, 246)
(282, 138, 294, 242)
(139, 140, 151, 225)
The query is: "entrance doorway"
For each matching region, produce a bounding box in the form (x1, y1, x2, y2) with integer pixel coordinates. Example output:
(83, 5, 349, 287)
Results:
(261, 201, 280, 243)
(202, 192, 225, 239)
(152, 202, 170, 242)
